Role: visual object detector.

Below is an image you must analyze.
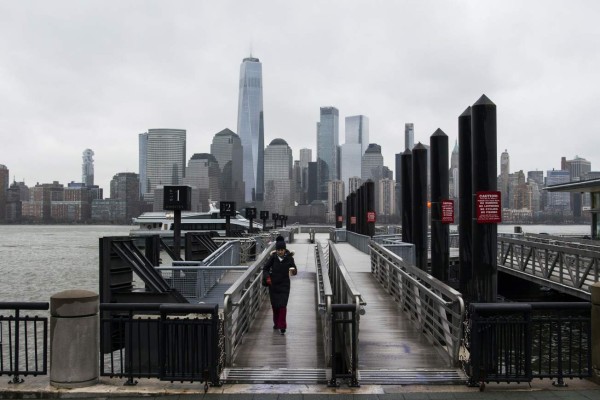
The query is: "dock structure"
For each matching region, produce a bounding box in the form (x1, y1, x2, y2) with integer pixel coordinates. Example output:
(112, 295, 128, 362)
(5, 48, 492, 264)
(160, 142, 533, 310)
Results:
(1, 230, 600, 398)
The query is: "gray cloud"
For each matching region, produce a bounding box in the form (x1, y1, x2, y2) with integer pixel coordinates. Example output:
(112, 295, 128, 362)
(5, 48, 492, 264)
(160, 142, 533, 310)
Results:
(1, 0, 599, 191)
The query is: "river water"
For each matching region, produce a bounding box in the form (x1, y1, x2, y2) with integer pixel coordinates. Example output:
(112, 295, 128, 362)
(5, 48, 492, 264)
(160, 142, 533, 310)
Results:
(0, 224, 590, 303)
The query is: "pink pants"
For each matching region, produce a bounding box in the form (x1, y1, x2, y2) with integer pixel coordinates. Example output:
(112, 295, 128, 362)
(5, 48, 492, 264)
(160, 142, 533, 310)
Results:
(272, 306, 287, 329)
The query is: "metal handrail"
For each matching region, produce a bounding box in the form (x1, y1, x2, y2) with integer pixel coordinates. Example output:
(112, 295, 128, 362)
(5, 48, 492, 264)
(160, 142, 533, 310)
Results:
(222, 242, 275, 366)
(368, 241, 465, 366)
(498, 235, 600, 300)
(327, 241, 365, 386)
(315, 241, 333, 367)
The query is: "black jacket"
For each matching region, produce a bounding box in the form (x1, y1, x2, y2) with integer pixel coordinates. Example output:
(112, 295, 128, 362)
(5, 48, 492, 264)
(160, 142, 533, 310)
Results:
(262, 250, 296, 307)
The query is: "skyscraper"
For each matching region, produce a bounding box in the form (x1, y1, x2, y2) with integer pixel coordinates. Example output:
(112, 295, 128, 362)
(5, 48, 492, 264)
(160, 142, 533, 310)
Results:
(210, 128, 244, 207)
(82, 149, 94, 187)
(237, 56, 265, 203)
(263, 138, 293, 214)
(0, 164, 8, 223)
(316, 106, 339, 199)
(341, 115, 369, 194)
(109, 172, 140, 222)
(139, 129, 186, 203)
(183, 154, 221, 212)
(500, 149, 510, 207)
(361, 143, 384, 181)
(405, 123, 414, 150)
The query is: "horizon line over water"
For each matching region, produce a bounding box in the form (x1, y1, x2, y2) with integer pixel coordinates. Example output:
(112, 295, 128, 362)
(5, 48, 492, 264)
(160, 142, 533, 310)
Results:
(0, 224, 591, 303)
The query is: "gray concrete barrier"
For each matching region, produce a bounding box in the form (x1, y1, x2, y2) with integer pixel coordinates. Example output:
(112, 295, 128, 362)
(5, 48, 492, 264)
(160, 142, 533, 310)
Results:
(50, 289, 99, 388)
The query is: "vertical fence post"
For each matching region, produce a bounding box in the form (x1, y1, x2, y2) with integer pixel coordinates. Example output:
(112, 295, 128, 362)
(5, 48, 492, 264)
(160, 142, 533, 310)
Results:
(591, 282, 600, 382)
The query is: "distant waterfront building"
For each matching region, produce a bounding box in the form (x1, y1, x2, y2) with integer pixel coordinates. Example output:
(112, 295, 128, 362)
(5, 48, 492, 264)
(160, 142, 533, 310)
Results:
(237, 56, 264, 203)
(109, 172, 140, 222)
(22, 181, 64, 222)
(361, 144, 383, 181)
(341, 115, 369, 193)
(405, 123, 414, 150)
(500, 149, 510, 207)
(449, 140, 459, 199)
(82, 149, 94, 187)
(263, 139, 293, 214)
(327, 180, 345, 223)
(317, 107, 339, 199)
(139, 129, 186, 203)
(565, 156, 591, 180)
(348, 177, 362, 195)
(377, 178, 396, 218)
(545, 169, 571, 211)
(210, 128, 244, 208)
(6, 181, 28, 222)
(182, 153, 221, 212)
(307, 161, 318, 204)
(0, 164, 8, 223)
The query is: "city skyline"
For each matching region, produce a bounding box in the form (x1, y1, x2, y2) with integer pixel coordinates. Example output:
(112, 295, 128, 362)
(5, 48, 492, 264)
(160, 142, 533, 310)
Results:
(2, 1, 600, 192)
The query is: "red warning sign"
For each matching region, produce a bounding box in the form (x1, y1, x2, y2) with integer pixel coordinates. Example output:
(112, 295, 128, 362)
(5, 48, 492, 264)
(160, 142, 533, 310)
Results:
(476, 191, 502, 223)
(367, 211, 376, 223)
(441, 199, 454, 224)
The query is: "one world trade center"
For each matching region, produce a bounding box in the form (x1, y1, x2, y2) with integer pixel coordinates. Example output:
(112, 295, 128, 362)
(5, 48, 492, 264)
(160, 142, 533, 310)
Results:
(237, 56, 264, 203)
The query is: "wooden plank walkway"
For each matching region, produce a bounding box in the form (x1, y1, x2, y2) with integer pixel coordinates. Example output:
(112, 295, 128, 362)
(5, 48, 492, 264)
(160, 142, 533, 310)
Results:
(227, 234, 462, 384)
(230, 233, 326, 369)
(333, 242, 453, 370)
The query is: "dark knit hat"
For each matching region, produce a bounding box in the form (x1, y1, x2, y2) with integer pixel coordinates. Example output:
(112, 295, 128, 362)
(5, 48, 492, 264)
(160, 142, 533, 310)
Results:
(275, 235, 286, 250)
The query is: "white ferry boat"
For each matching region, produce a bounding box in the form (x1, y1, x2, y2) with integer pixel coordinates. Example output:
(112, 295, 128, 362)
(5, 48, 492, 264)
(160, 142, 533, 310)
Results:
(130, 204, 262, 237)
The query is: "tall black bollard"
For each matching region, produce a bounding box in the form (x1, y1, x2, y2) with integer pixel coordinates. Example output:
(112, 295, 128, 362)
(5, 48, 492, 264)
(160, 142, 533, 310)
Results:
(357, 185, 364, 235)
(458, 107, 473, 296)
(365, 180, 375, 237)
(335, 202, 343, 228)
(430, 129, 449, 281)
(471, 95, 498, 303)
(401, 149, 413, 243)
(412, 143, 428, 270)
(349, 192, 357, 232)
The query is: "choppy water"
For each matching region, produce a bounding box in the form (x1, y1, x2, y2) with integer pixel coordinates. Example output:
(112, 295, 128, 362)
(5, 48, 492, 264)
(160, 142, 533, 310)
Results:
(0, 224, 590, 303)
(0, 225, 130, 303)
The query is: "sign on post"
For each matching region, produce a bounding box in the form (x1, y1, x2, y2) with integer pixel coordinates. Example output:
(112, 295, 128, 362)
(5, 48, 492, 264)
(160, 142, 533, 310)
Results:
(245, 207, 257, 219)
(441, 199, 454, 224)
(350, 216, 356, 225)
(219, 201, 236, 217)
(476, 191, 502, 223)
(367, 211, 376, 223)
(163, 186, 191, 211)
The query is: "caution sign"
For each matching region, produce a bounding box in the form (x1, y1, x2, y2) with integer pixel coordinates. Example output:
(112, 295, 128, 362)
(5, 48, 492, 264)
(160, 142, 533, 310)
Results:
(367, 211, 376, 223)
(476, 191, 502, 223)
(350, 216, 357, 225)
(441, 199, 454, 224)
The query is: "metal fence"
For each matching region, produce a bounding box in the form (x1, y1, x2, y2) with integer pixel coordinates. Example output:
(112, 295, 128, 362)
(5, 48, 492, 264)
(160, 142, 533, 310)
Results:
(497, 234, 600, 300)
(368, 241, 465, 366)
(0, 302, 49, 383)
(465, 302, 592, 388)
(222, 243, 274, 366)
(315, 241, 332, 368)
(100, 303, 222, 392)
(327, 242, 365, 387)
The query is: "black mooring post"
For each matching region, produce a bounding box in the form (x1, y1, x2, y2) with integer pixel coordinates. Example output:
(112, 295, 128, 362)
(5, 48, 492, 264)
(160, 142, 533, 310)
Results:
(357, 185, 364, 235)
(174, 209, 182, 259)
(430, 128, 449, 281)
(335, 202, 343, 228)
(366, 180, 375, 237)
(349, 192, 356, 232)
(471, 94, 498, 303)
(458, 106, 473, 296)
(412, 143, 428, 271)
(401, 148, 413, 244)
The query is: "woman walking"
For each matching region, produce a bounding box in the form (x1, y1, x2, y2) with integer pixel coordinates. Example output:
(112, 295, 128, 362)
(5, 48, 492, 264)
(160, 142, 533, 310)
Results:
(262, 236, 297, 335)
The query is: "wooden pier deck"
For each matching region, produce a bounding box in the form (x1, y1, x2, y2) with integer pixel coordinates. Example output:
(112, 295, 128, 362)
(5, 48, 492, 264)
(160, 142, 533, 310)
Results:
(225, 233, 463, 384)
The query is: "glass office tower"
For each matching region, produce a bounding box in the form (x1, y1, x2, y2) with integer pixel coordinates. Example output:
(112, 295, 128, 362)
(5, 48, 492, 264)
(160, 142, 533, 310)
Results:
(139, 129, 186, 202)
(317, 106, 339, 199)
(237, 56, 265, 203)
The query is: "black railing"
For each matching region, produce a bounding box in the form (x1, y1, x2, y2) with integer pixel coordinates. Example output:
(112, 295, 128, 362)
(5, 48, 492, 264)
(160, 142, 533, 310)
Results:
(328, 304, 359, 388)
(466, 302, 591, 389)
(0, 302, 49, 384)
(100, 303, 222, 392)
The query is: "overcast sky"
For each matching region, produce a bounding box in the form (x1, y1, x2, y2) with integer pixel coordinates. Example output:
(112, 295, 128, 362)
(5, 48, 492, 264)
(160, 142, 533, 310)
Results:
(1, 0, 599, 192)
